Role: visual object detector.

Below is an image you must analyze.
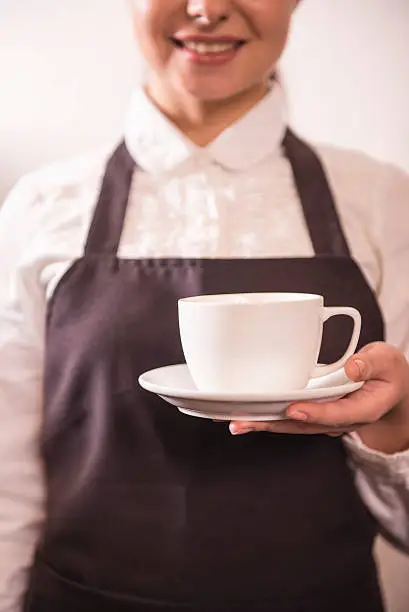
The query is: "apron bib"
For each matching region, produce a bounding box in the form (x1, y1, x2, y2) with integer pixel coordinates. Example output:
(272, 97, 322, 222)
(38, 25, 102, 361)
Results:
(25, 131, 385, 612)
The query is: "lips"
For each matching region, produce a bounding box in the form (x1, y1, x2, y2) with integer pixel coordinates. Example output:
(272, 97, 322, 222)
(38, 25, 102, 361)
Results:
(171, 37, 246, 56)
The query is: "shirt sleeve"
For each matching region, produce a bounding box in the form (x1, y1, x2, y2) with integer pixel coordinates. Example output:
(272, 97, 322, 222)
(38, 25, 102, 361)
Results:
(376, 163, 409, 359)
(344, 434, 409, 554)
(344, 162, 409, 555)
(0, 178, 46, 611)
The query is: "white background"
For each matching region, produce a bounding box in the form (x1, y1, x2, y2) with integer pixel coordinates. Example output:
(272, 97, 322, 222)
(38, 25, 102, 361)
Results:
(0, 1, 409, 610)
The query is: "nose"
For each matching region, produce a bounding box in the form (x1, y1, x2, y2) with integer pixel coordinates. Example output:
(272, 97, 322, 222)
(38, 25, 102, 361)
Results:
(186, 0, 230, 26)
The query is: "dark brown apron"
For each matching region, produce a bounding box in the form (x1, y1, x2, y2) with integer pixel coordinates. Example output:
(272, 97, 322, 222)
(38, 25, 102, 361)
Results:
(24, 131, 385, 612)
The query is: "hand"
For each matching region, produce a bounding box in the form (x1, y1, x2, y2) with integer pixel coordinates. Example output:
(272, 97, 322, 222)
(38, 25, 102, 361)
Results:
(230, 343, 409, 453)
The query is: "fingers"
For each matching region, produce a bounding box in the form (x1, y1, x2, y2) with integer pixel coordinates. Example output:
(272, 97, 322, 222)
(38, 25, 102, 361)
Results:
(287, 377, 405, 428)
(287, 382, 390, 428)
(229, 344, 409, 435)
(286, 344, 409, 428)
(229, 420, 353, 436)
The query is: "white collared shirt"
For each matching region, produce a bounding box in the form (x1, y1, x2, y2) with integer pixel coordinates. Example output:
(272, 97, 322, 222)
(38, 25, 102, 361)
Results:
(1, 85, 409, 611)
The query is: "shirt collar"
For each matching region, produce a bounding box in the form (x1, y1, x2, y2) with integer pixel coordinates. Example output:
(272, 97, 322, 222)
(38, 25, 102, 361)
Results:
(124, 82, 287, 173)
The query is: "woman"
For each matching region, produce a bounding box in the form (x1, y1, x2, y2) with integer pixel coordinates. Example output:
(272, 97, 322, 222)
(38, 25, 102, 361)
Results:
(0, 1, 409, 611)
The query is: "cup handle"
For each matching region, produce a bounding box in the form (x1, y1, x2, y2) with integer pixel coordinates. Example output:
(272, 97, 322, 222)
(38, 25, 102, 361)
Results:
(311, 307, 362, 379)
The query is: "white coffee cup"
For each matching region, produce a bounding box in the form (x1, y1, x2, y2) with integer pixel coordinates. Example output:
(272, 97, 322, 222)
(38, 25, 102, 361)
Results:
(178, 293, 361, 394)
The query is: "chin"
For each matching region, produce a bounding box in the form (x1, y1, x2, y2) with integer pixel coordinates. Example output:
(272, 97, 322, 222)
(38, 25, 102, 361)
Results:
(177, 77, 250, 103)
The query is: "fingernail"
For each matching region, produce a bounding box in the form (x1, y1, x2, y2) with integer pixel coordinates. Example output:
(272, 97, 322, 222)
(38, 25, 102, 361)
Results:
(229, 424, 253, 435)
(287, 410, 309, 421)
(353, 358, 366, 378)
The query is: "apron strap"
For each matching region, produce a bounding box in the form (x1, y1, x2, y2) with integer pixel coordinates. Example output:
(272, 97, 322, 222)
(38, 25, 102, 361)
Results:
(283, 130, 351, 258)
(84, 142, 136, 256)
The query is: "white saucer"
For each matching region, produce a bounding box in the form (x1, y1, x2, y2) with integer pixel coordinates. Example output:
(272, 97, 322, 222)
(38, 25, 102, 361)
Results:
(138, 364, 363, 421)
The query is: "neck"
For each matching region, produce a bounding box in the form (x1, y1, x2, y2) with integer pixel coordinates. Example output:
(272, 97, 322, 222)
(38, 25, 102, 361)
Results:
(145, 79, 270, 147)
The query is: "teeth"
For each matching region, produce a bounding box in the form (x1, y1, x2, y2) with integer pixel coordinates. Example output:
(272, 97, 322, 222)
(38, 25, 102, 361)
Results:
(183, 41, 236, 54)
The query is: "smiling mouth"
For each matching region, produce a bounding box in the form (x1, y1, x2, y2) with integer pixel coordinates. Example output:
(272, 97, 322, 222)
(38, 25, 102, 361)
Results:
(170, 38, 246, 55)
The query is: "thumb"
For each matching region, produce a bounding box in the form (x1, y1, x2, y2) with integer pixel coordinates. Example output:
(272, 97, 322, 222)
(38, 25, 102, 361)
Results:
(344, 354, 372, 383)
(344, 343, 400, 384)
